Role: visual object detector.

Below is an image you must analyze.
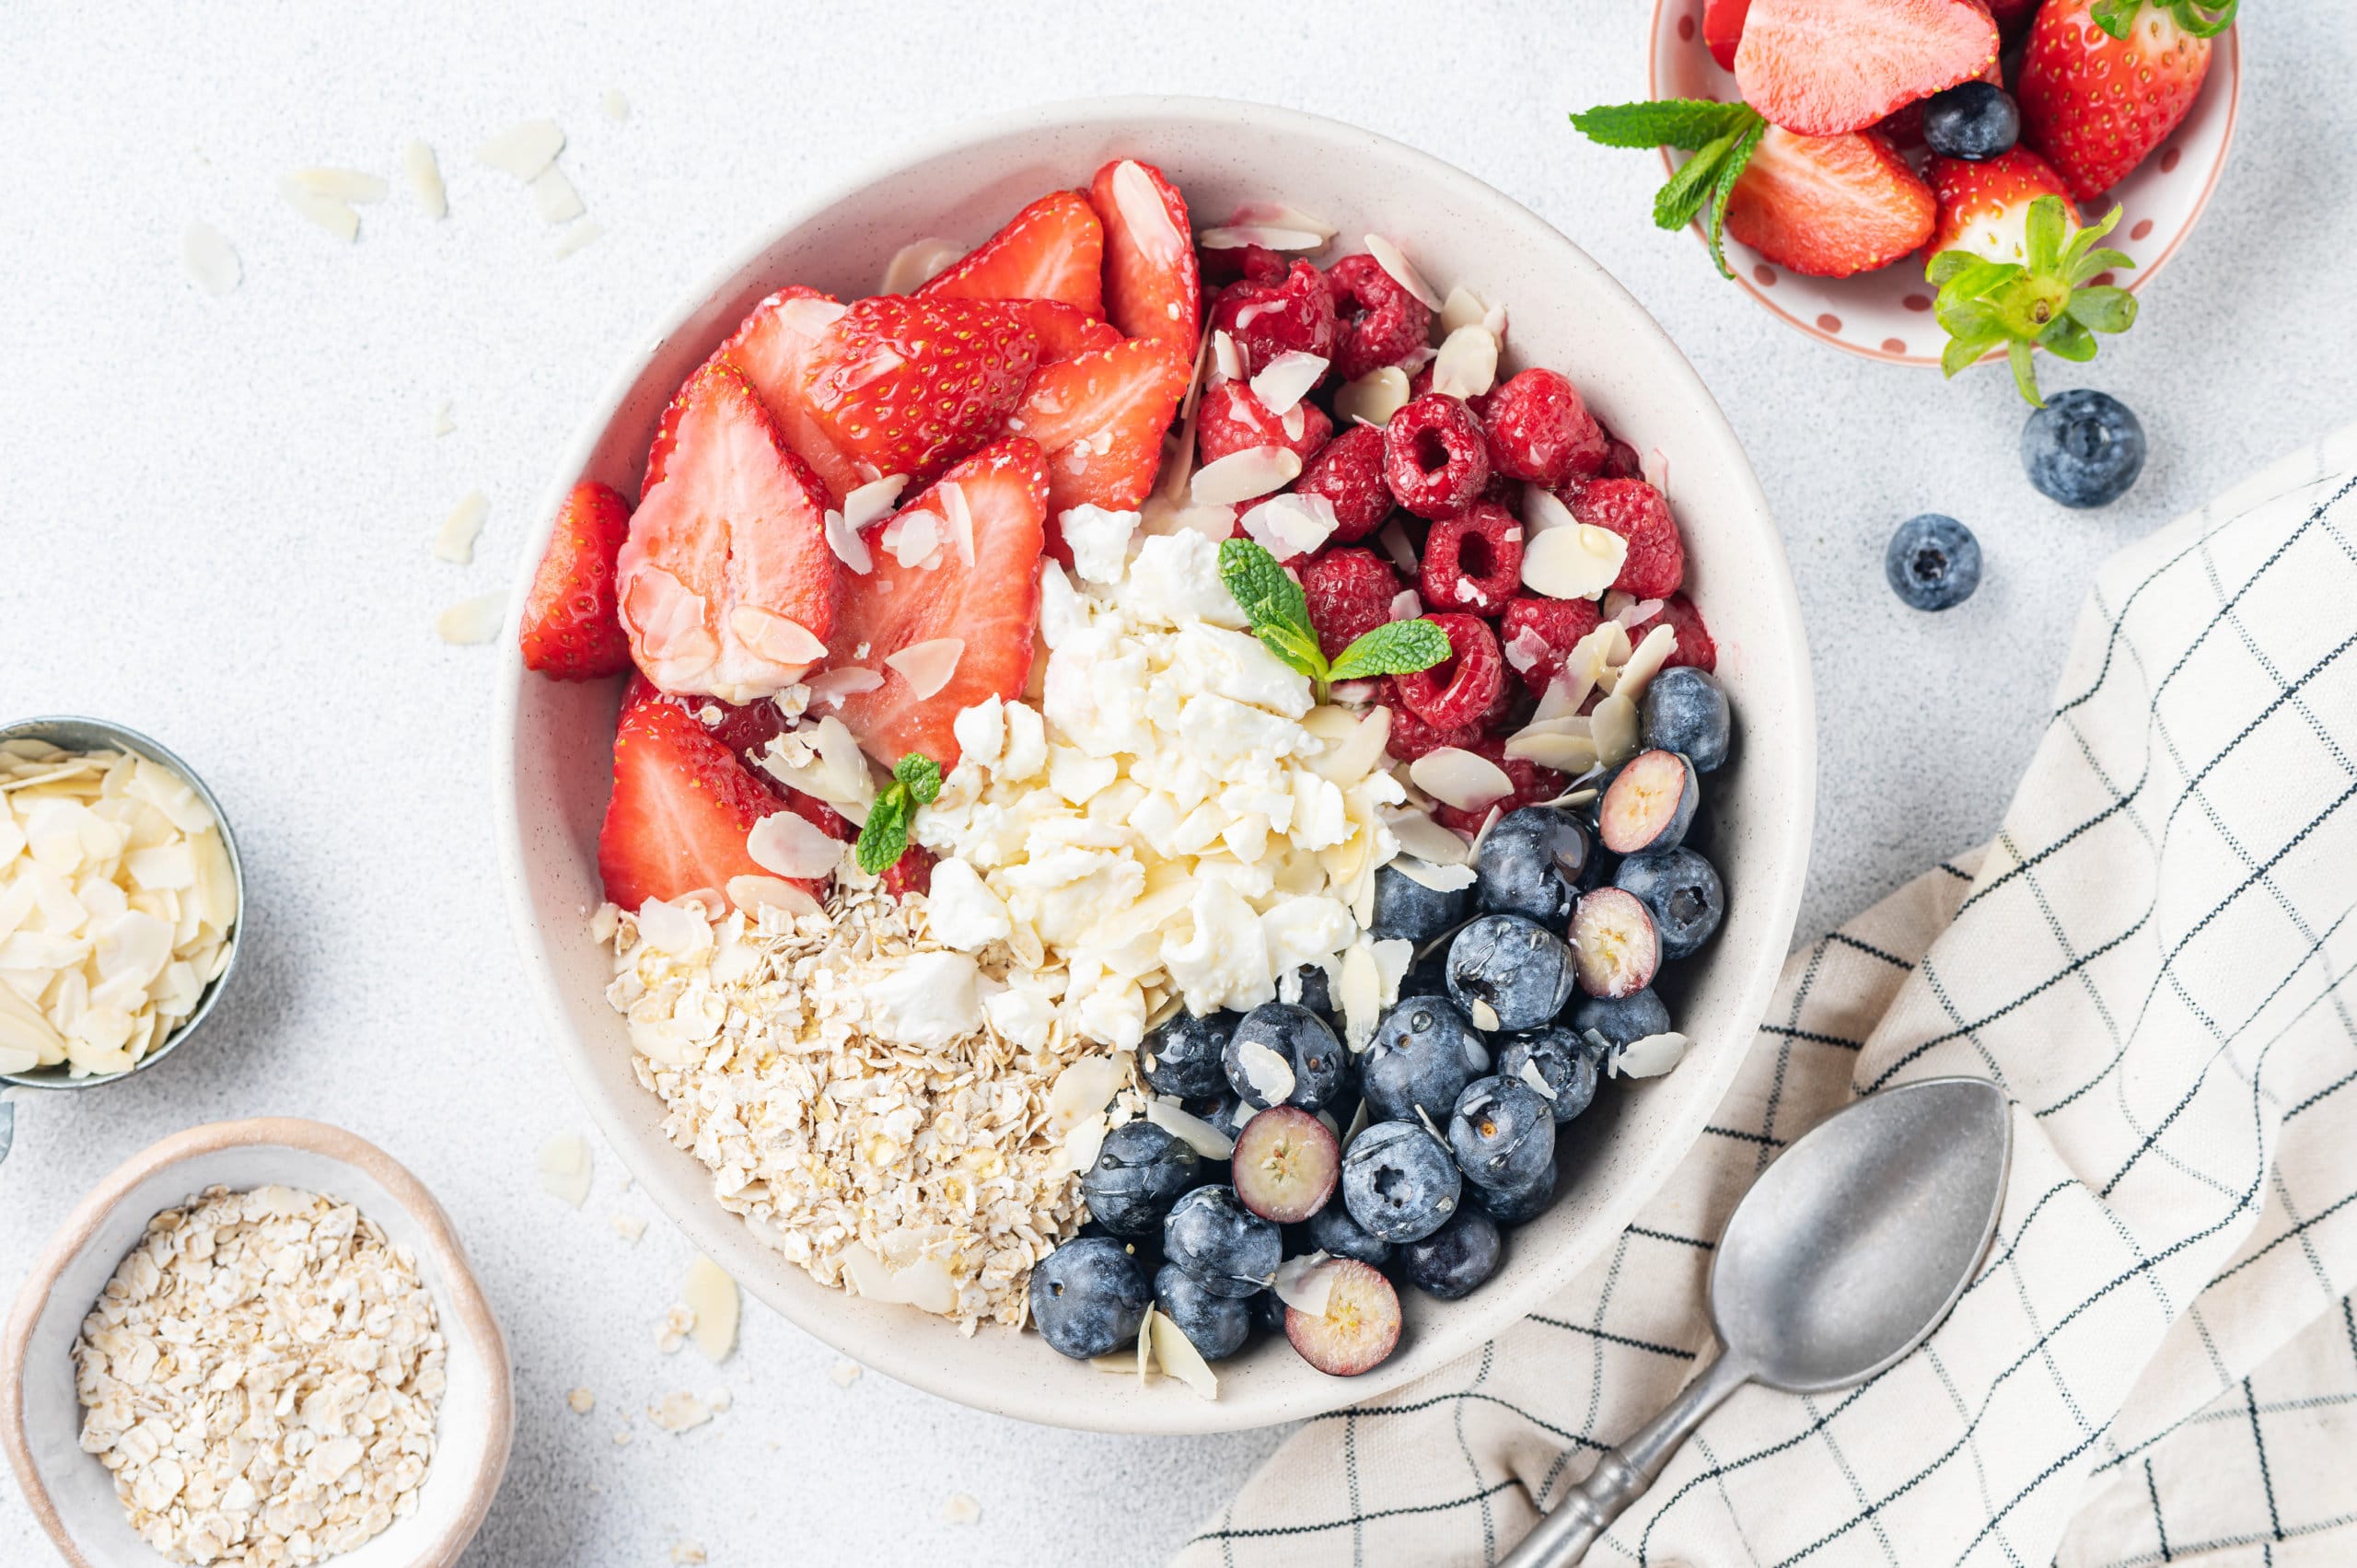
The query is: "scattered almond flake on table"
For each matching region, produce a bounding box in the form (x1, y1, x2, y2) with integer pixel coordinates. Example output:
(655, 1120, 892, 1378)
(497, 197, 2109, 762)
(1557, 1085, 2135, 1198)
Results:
(429, 398, 455, 436)
(567, 1387, 596, 1414)
(944, 1493, 982, 1527)
(531, 166, 585, 225)
(552, 220, 605, 260)
(610, 1211, 647, 1243)
(828, 1360, 863, 1388)
(288, 167, 389, 203)
(684, 1256, 739, 1363)
(434, 489, 488, 564)
(476, 118, 564, 180)
(600, 88, 631, 122)
(647, 1391, 712, 1434)
(656, 1303, 695, 1355)
(611, 1430, 632, 1446)
(402, 139, 447, 219)
(181, 221, 239, 296)
(435, 592, 505, 645)
(277, 177, 359, 242)
(671, 1543, 706, 1565)
(537, 1130, 593, 1205)
(1362, 233, 1444, 311)
(707, 1388, 732, 1412)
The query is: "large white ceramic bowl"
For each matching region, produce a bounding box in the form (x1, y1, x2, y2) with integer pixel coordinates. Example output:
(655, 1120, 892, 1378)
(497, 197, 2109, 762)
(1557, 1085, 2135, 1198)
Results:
(493, 96, 1816, 1434)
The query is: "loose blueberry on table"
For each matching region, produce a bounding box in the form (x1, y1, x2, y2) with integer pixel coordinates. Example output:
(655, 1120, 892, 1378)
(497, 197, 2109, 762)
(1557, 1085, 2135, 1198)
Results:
(520, 152, 1739, 1388)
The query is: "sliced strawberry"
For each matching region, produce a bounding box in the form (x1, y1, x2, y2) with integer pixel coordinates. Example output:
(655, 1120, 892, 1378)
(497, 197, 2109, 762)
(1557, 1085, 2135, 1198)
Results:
(1021, 298, 1126, 364)
(1703, 0, 1752, 70)
(824, 438, 1050, 770)
(804, 296, 1039, 488)
(616, 359, 842, 701)
(1925, 146, 2074, 262)
(635, 688, 857, 841)
(520, 481, 634, 680)
(1087, 158, 1201, 352)
(917, 190, 1105, 316)
(711, 286, 868, 505)
(880, 842, 937, 899)
(598, 679, 819, 912)
(1005, 335, 1192, 517)
(1736, 0, 2000, 136)
(1723, 127, 1937, 278)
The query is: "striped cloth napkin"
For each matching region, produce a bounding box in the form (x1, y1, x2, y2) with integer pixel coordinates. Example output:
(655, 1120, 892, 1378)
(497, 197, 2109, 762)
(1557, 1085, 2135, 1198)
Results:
(1175, 424, 2357, 1568)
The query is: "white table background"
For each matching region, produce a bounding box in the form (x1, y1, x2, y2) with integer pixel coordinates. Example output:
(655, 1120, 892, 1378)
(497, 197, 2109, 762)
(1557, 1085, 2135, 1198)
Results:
(5, 3, 2353, 1563)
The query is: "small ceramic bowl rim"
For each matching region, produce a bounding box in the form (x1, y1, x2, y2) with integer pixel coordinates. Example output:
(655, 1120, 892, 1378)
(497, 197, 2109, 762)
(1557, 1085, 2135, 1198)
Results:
(0, 1118, 514, 1568)
(1644, 0, 2242, 366)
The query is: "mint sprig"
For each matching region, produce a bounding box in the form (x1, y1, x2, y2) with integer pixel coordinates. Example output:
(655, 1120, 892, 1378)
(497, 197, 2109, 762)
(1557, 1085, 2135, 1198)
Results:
(1571, 99, 1766, 279)
(1216, 538, 1450, 698)
(1928, 198, 2138, 407)
(854, 752, 943, 876)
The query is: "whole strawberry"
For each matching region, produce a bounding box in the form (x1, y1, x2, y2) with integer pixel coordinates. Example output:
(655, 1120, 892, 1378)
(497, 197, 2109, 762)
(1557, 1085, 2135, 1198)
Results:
(2016, 0, 2235, 201)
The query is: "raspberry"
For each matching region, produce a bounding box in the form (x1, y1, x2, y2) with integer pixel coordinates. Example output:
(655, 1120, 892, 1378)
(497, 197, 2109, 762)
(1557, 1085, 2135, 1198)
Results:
(1656, 592, 1717, 672)
(1197, 379, 1333, 466)
(1391, 613, 1504, 731)
(1480, 668, 1533, 736)
(1201, 243, 1287, 287)
(1328, 252, 1435, 379)
(881, 842, 936, 899)
(1573, 478, 1685, 600)
(1300, 548, 1403, 660)
(1382, 394, 1491, 520)
(1294, 424, 1391, 542)
(1480, 368, 1608, 487)
(1209, 259, 1339, 377)
(1601, 435, 1643, 479)
(1479, 471, 1523, 510)
(1433, 738, 1567, 835)
(1418, 502, 1524, 614)
(1498, 596, 1604, 697)
(1380, 684, 1481, 761)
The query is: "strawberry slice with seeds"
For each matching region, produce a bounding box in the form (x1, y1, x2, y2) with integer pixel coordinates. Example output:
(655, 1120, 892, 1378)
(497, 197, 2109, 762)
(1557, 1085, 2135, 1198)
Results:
(597, 679, 822, 912)
(917, 189, 1105, 316)
(1022, 298, 1126, 364)
(804, 296, 1039, 488)
(520, 481, 634, 679)
(1703, 0, 1752, 70)
(617, 359, 842, 701)
(1736, 0, 1999, 136)
(1005, 335, 1192, 517)
(1723, 127, 1936, 278)
(824, 438, 1050, 770)
(713, 286, 868, 505)
(1088, 158, 1201, 352)
(1924, 146, 2074, 262)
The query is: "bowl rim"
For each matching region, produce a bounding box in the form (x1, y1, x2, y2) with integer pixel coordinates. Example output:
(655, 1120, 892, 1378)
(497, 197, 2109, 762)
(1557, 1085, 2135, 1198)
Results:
(0, 1117, 514, 1568)
(1644, 0, 2242, 366)
(489, 92, 1817, 1433)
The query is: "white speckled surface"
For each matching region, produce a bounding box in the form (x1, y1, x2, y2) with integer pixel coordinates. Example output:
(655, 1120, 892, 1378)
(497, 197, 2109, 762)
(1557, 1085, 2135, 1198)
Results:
(3, 5, 2351, 1564)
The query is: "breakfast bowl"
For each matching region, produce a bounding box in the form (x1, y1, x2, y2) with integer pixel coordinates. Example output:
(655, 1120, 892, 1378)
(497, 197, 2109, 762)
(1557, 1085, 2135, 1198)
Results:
(493, 95, 1815, 1434)
(1, 1118, 513, 1568)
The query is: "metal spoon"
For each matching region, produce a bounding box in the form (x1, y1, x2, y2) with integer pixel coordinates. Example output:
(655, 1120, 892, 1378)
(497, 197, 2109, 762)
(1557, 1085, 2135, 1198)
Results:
(1500, 1074, 2012, 1567)
(0, 716, 247, 1165)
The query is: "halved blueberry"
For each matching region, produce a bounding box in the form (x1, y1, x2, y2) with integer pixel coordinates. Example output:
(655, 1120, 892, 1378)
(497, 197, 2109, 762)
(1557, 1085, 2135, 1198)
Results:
(1397, 1206, 1504, 1299)
(1141, 1009, 1239, 1099)
(1080, 1120, 1202, 1237)
(1446, 913, 1576, 1032)
(1597, 749, 1700, 856)
(1473, 806, 1591, 925)
(1614, 848, 1724, 959)
(1155, 1262, 1252, 1360)
(1225, 1002, 1350, 1113)
(1029, 1237, 1153, 1358)
(1341, 1121, 1461, 1244)
(1232, 1106, 1341, 1223)
(1569, 888, 1662, 999)
(1361, 996, 1485, 1126)
(1370, 864, 1469, 944)
(1497, 1027, 1602, 1123)
(1449, 1074, 1557, 1192)
(1163, 1186, 1282, 1298)
(1639, 668, 1732, 773)
(1284, 1258, 1403, 1376)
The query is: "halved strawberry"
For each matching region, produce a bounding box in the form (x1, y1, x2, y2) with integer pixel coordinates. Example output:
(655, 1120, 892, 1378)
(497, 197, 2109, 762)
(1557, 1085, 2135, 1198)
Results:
(824, 438, 1050, 769)
(1088, 158, 1201, 352)
(804, 296, 1039, 487)
(597, 679, 819, 912)
(1925, 146, 2074, 262)
(917, 189, 1105, 316)
(1723, 127, 1937, 277)
(520, 481, 634, 679)
(1005, 335, 1191, 517)
(1703, 0, 1752, 70)
(713, 286, 867, 504)
(1021, 298, 1126, 364)
(1735, 0, 2000, 136)
(616, 359, 842, 701)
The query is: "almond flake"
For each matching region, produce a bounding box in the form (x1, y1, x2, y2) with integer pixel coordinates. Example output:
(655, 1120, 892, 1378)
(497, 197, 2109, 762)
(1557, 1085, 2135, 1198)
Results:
(1591, 691, 1641, 767)
(725, 875, 820, 918)
(803, 666, 883, 702)
(1408, 747, 1515, 812)
(878, 238, 963, 295)
(476, 118, 564, 180)
(1339, 941, 1382, 1051)
(823, 507, 874, 574)
(552, 221, 604, 259)
(1248, 352, 1329, 416)
(884, 638, 964, 700)
(1613, 596, 1666, 630)
(1149, 1309, 1219, 1400)
(538, 1132, 592, 1205)
(1613, 623, 1679, 705)
(600, 88, 631, 122)
(1223, 202, 1338, 239)
(1212, 331, 1244, 383)
(1385, 809, 1473, 866)
(1393, 858, 1478, 893)
(1505, 731, 1599, 773)
(531, 166, 586, 225)
(1388, 590, 1423, 622)
(435, 592, 505, 645)
(1519, 1059, 1560, 1100)
(1192, 446, 1301, 506)
(1238, 491, 1337, 559)
(1111, 161, 1184, 262)
(837, 1243, 958, 1315)
(610, 1212, 647, 1243)
(1523, 485, 1578, 535)
(684, 1256, 739, 1362)
(1523, 524, 1629, 600)
(829, 1361, 863, 1388)
(881, 508, 940, 568)
(1362, 234, 1444, 311)
(1427, 324, 1499, 401)
(434, 489, 487, 563)
(1272, 1252, 1338, 1316)
(1335, 366, 1411, 429)
(726, 608, 826, 666)
(1200, 225, 1329, 251)
(401, 140, 447, 218)
(782, 295, 849, 337)
(842, 474, 908, 531)
(181, 222, 239, 296)
(940, 481, 977, 566)
(567, 1387, 597, 1413)
(1439, 284, 1506, 339)
(1504, 625, 1550, 675)
(1615, 1031, 1689, 1078)
(1641, 447, 1670, 497)
(1306, 705, 1389, 786)
(748, 809, 846, 879)
(1469, 999, 1502, 1031)
(277, 179, 358, 241)
(944, 1494, 982, 1527)
(647, 1391, 711, 1434)
(1145, 1098, 1237, 1160)
(430, 398, 456, 436)
(1048, 1055, 1123, 1132)
(1236, 1040, 1296, 1105)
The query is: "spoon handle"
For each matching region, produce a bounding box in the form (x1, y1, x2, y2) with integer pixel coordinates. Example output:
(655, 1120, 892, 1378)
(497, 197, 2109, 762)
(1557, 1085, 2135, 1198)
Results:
(1499, 1346, 1750, 1568)
(0, 1086, 16, 1166)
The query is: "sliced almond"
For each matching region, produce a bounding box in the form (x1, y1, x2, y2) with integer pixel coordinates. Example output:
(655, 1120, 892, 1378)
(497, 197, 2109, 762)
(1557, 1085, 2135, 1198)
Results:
(182, 222, 239, 296)
(1249, 352, 1329, 416)
(1376, 518, 1421, 577)
(1306, 705, 1390, 786)
(1335, 366, 1411, 429)
(1211, 330, 1244, 383)
(1338, 941, 1381, 1051)
(838, 1243, 958, 1315)
(1505, 731, 1599, 773)
(435, 593, 505, 645)
(884, 638, 964, 700)
(1409, 748, 1515, 812)
(1047, 1055, 1123, 1132)
(1427, 324, 1499, 401)
(277, 179, 358, 242)
(531, 166, 586, 225)
(728, 608, 826, 666)
(842, 474, 908, 531)
(939, 481, 976, 566)
(1591, 691, 1640, 767)
(1223, 203, 1338, 239)
(823, 508, 873, 574)
(881, 508, 940, 569)
(1149, 1309, 1219, 1400)
(476, 119, 564, 180)
(433, 490, 487, 564)
(1111, 160, 1184, 262)
(683, 1257, 738, 1362)
(780, 295, 849, 338)
(1439, 284, 1507, 339)
(1392, 858, 1478, 893)
(1503, 625, 1550, 675)
(1200, 225, 1328, 251)
(1145, 1098, 1237, 1160)
(288, 167, 389, 203)
(1613, 623, 1679, 706)
(725, 875, 820, 918)
(879, 238, 962, 295)
(1615, 1031, 1689, 1079)
(552, 221, 604, 260)
(1271, 1252, 1338, 1317)
(1238, 491, 1337, 559)
(1523, 525, 1629, 600)
(1361, 234, 1445, 311)
(1641, 447, 1670, 497)
(1191, 446, 1301, 506)
(538, 1131, 592, 1205)
(401, 140, 447, 219)
(1388, 589, 1422, 622)
(803, 667, 883, 701)
(747, 810, 846, 879)
(1523, 485, 1579, 536)
(1236, 1040, 1296, 1105)
(1385, 809, 1473, 866)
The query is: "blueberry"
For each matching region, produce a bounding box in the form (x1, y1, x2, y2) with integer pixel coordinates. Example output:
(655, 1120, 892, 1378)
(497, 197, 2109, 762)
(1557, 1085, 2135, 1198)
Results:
(1639, 668, 1732, 773)
(1225, 1002, 1349, 1112)
(1162, 1186, 1282, 1297)
(1568, 888, 1662, 999)
(1614, 848, 1724, 959)
(1252, 1283, 1290, 1336)
(1306, 1200, 1395, 1266)
(1141, 1009, 1238, 1099)
(1361, 997, 1485, 1125)
(1569, 988, 1672, 1050)
(1396, 1206, 1504, 1299)
(2024, 389, 2146, 508)
(1473, 1160, 1560, 1225)
(1155, 1263, 1252, 1360)
(1398, 946, 1453, 999)
(1449, 1075, 1557, 1192)
(1287, 963, 1335, 1016)
(1921, 80, 2020, 160)
(1886, 514, 1981, 610)
(1497, 1027, 1601, 1123)
(1474, 806, 1591, 924)
(1446, 914, 1576, 1033)
(1186, 1093, 1259, 1146)
(1341, 1121, 1462, 1244)
(1080, 1120, 1202, 1237)
(1596, 749, 1701, 857)
(1370, 863, 1469, 944)
(1029, 1237, 1154, 1358)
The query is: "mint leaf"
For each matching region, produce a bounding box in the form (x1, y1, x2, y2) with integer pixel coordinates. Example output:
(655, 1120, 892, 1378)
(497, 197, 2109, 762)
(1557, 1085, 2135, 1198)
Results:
(1253, 621, 1329, 684)
(894, 752, 943, 806)
(1653, 128, 1739, 231)
(1218, 537, 1328, 682)
(1572, 99, 1752, 151)
(854, 784, 913, 876)
(1329, 618, 1451, 683)
(1702, 115, 1767, 279)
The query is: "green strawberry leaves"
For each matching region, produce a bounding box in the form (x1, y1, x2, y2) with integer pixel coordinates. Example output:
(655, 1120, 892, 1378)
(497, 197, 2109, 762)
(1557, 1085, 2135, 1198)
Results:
(853, 753, 945, 876)
(1928, 198, 2140, 407)
(1571, 99, 1767, 280)
(1217, 538, 1448, 698)
(2092, 0, 2239, 41)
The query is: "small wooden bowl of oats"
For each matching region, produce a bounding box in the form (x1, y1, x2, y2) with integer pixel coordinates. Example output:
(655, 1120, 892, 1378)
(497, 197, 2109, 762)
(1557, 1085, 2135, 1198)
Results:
(0, 1118, 513, 1568)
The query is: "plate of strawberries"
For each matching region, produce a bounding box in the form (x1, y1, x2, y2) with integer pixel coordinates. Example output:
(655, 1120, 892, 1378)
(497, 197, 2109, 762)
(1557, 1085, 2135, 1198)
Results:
(1607, 0, 2237, 394)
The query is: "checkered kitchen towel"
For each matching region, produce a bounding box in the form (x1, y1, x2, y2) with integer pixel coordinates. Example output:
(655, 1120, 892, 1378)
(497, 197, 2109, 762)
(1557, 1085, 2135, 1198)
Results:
(1176, 423, 2357, 1568)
